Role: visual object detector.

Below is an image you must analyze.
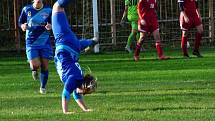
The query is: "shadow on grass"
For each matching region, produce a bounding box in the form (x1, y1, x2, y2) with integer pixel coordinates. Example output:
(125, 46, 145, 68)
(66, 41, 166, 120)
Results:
(129, 106, 215, 112)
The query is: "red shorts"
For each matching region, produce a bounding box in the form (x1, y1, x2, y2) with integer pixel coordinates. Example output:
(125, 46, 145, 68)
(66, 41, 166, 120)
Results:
(138, 16, 159, 33)
(180, 11, 202, 31)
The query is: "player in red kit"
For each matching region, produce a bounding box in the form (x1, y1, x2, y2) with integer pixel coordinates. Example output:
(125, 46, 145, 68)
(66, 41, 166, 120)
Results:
(133, 0, 169, 61)
(178, 0, 203, 58)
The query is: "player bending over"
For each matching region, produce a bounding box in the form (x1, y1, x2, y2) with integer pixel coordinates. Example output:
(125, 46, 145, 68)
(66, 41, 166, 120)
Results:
(52, 0, 97, 114)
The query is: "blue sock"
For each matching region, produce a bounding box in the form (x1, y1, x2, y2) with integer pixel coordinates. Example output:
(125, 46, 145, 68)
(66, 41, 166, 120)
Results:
(40, 70, 49, 88)
(80, 39, 93, 51)
(57, 0, 74, 7)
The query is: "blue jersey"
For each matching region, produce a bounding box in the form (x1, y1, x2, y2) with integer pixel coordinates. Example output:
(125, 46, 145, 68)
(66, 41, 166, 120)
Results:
(18, 5, 52, 49)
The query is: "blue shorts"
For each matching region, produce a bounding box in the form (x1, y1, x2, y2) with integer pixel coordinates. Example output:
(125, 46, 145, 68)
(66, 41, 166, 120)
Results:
(55, 51, 83, 92)
(26, 47, 53, 61)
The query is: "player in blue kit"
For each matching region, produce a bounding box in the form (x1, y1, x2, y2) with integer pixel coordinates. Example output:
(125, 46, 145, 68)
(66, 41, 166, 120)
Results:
(52, 0, 97, 114)
(18, 0, 53, 94)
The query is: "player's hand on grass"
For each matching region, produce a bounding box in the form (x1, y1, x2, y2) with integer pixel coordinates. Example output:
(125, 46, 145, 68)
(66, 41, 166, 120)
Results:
(63, 111, 75, 115)
(21, 23, 28, 31)
(83, 108, 93, 112)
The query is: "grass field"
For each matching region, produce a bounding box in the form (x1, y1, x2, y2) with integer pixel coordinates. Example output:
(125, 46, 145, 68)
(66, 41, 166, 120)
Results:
(1, 49, 215, 121)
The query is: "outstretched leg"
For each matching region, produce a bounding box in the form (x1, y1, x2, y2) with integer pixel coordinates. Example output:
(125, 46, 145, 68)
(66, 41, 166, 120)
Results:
(56, 0, 73, 8)
(80, 38, 98, 52)
(52, 2, 71, 35)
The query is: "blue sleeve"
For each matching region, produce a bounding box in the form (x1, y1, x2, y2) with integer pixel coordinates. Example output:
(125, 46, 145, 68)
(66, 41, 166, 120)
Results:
(62, 88, 71, 101)
(18, 7, 27, 27)
(73, 90, 82, 100)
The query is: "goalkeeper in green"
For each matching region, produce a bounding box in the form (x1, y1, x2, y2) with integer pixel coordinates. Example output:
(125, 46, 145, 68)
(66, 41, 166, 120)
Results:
(121, 0, 139, 53)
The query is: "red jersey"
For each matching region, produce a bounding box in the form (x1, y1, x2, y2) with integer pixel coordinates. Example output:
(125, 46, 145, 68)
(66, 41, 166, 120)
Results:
(138, 0, 158, 20)
(178, 0, 198, 13)
(179, 0, 201, 30)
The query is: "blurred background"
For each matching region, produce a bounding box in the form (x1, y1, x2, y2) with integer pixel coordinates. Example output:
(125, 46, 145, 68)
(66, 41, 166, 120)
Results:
(0, 0, 214, 53)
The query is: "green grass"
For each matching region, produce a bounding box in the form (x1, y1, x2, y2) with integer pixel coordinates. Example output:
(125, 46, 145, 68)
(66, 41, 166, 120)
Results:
(1, 49, 215, 121)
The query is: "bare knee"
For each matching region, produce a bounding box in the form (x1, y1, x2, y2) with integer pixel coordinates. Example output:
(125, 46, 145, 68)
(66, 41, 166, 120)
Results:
(30, 59, 41, 70)
(53, 2, 64, 13)
(138, 32, 146, 44)
(182, 30, 188, 37)
(30, 63, 40, 70)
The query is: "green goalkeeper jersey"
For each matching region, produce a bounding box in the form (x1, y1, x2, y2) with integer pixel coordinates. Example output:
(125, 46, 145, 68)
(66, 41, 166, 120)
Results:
(125, 0, 139, 21)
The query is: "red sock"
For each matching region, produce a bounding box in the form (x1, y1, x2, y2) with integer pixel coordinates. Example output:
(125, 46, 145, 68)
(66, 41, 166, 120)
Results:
(134, 37, 144, 57)
(181, 36, 188, 55)
(134, 43, 141, 57)
(194, 33, 202, 51)
(155, 42, 163, 57)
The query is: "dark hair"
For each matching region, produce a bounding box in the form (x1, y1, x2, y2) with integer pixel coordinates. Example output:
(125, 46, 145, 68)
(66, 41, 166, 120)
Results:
(84, 74, 94, 85)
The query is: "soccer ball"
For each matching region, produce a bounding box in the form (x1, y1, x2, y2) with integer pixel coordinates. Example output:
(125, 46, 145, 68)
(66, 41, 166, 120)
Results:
(187, 41, 190, 48)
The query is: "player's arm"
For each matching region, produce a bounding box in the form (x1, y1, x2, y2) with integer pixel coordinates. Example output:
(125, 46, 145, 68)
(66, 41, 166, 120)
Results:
(178, 0, 189, 23)
(62, 88, 73, 114)
(45, 8, 52, 31)
(61, 89, 90, 114)
(138, 0, 146, 25)
(18, 7, 28, 31)
(121, 0, 129, 26)
(121, 5, 128, 23)
(72, 74, 96, 112)
(73, 89, 92, 112)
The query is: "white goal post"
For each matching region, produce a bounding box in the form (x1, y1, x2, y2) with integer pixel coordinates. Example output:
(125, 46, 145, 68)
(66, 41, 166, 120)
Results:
(92, 0, 100, 53)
